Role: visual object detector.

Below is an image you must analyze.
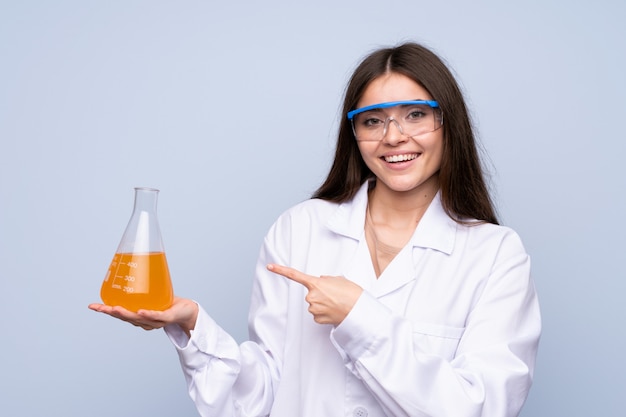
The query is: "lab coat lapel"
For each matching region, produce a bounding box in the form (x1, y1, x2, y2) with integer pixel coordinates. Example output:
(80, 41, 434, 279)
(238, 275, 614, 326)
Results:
(371, 246, 418, 297)
(342, 236, 378, 291)
(326, 182, 377, 290)
(339, 230, 420, 298)
(325, 182, 416, 297)
(368, 194, 457, 297)
(326, 183, 457, 299)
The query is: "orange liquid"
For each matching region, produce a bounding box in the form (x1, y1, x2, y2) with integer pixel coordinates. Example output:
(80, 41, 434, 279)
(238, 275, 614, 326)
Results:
(101, 252, 173, 312)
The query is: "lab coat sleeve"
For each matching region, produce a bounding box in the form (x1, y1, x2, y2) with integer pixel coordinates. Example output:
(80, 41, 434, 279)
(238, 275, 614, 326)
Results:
(164, 301, 280, 417)
(164, 305, 241, 417)
(330, 230, 541, 417)
(164, 222, 289, 417)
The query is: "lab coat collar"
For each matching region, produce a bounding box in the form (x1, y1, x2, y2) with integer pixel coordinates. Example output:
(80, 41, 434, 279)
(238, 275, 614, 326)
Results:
(326, 180, 457, 255)
(325, 181, 370, 241)
(411, 190, 457, 255)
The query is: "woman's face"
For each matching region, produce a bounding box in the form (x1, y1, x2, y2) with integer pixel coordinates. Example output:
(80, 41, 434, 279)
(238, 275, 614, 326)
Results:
(355, 72, 444, 197)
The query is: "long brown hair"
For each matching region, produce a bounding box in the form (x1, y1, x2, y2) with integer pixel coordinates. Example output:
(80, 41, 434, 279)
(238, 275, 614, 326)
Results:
(312, 42, 498, 225)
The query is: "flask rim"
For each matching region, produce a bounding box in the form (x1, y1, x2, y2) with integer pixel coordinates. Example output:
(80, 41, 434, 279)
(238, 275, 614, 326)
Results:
(134, 187, 160, 192)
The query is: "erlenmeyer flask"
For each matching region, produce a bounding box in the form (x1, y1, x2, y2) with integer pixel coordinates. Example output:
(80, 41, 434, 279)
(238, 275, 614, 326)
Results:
(100, 187, 174, 312)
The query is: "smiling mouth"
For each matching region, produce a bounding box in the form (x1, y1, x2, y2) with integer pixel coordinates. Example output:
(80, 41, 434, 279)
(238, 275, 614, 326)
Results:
(383, 153, 419, 163)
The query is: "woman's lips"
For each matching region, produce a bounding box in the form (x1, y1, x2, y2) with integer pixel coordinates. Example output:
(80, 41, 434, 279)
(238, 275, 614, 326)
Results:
(382, 153, 419, 163)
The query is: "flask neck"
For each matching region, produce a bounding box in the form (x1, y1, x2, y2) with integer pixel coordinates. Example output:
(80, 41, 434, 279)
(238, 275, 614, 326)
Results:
(117, 187, 164, 254)
(133, 187, 159, 213)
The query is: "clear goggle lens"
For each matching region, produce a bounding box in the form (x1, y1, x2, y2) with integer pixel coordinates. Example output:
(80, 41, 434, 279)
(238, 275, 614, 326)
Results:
(348, 100, 443, 141)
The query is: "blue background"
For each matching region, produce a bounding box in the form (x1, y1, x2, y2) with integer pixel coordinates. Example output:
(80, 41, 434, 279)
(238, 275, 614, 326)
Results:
(1, 1, 624, 415)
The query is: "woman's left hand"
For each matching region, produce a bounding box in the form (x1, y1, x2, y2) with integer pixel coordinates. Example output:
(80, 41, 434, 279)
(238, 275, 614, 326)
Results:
(267, 264, 363, 326)
(88, 296, 198, 335)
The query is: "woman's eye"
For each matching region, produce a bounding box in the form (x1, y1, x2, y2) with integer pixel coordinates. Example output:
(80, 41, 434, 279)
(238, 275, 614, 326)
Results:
(407, 109, 427, 120)
(361, 116, 384, 127)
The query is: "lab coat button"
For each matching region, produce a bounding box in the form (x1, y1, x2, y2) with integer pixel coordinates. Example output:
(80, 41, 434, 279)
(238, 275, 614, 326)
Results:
(353, 406, 368, 417)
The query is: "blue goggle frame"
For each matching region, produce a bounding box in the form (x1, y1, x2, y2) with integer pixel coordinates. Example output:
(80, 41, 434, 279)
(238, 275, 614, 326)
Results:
(347, 99, 440, 120)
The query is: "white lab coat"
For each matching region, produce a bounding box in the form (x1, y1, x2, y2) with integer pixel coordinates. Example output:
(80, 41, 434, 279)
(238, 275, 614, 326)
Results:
(165, 181, 541, 417)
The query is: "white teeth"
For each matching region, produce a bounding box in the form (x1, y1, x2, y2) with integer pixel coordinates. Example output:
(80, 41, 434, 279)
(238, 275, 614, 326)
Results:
(384, 154, 418, 163)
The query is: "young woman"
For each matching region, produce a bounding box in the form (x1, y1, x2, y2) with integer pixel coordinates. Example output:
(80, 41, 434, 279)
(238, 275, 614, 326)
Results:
(90, 42, 541, 417)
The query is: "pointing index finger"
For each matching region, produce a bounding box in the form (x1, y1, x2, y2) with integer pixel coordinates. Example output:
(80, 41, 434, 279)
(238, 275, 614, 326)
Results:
(267, 264, 314, 288)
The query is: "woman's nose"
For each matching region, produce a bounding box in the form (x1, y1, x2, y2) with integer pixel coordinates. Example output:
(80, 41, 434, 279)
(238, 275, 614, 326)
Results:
(382, 118, 408, 145)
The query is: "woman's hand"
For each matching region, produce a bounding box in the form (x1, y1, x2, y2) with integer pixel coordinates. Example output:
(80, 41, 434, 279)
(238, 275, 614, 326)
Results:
(267, 264, 363, 326)
(88, 296, 199, 336)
